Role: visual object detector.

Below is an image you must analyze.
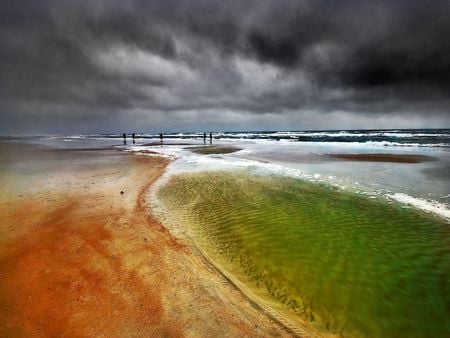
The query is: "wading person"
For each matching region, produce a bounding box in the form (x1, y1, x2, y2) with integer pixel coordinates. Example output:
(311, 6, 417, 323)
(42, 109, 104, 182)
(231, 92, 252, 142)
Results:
(123, 133, 126, 145)
(132, 132, 136, 144)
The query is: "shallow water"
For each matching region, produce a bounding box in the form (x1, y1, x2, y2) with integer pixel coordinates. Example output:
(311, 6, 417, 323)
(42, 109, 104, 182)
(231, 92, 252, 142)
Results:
(158, 172, 450, 337)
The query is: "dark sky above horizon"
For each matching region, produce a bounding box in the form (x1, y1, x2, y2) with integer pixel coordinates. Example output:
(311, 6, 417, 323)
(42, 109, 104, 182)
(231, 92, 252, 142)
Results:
(1, 0, 449, 135)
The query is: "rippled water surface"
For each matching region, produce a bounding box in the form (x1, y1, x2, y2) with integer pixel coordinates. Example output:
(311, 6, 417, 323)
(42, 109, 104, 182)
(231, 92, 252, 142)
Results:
(158, 172, 450, 337)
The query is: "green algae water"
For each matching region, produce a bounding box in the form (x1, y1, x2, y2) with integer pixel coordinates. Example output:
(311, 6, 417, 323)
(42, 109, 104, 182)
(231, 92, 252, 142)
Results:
(158, 172, 450, 337)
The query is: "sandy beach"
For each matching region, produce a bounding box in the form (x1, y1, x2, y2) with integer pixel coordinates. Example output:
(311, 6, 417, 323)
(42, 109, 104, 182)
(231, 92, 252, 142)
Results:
(0, 142, 299, 337)
(2, 0, 449, 335)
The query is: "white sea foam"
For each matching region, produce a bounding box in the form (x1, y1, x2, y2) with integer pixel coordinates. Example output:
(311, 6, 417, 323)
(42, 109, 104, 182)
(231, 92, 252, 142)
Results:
(125, 145, 181, 160)
(75, 130, 449, 149)
(131, 140, 450, 221)
(387, 193, 450, 221)
(64, 135, 86, 139)
(294, 140, 450, 148)
(157, 151, 450, 221)
(147, 130, 448, 140)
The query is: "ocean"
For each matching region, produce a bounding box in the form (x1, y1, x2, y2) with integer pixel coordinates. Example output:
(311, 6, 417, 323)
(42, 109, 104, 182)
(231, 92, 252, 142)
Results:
(35, 128, 450, 148)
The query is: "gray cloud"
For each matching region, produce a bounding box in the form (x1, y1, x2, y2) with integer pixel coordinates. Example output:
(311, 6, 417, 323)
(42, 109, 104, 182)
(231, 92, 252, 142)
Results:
(0, 0, 449, 134)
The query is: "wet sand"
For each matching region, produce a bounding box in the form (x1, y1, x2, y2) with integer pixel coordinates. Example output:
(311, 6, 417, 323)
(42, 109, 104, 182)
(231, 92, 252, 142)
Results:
(328, 153, 437, 163)
(187, 145, 242, 155)
(0, 142, 297, 337)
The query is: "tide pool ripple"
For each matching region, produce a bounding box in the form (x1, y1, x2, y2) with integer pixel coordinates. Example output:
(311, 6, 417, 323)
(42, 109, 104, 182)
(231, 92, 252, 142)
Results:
(158, 172, 450, 337)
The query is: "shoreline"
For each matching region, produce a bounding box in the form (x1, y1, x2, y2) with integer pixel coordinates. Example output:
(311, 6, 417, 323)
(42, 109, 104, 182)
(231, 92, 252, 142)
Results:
(0, 142, 299, 337)
(3, 140, 447, 337)
(154, 171, 450, 337)
(149, 175, 320, 337)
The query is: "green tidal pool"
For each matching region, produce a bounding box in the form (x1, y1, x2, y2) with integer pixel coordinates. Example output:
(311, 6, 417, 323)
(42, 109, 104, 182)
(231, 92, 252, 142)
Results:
(158, 172, 450, 337)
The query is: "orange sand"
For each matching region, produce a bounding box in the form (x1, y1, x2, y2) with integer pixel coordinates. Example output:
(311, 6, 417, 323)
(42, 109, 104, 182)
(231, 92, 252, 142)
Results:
(0, 144, 299, 337)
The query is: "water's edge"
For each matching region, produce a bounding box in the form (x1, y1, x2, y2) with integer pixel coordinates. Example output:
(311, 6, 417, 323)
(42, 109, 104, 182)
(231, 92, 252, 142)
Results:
(148, 170, 321, 337)
(147, 156, 449, 337)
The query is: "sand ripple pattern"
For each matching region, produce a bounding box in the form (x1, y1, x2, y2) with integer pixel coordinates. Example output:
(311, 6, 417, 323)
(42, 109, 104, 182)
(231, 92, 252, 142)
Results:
(158, 171, 450, 337)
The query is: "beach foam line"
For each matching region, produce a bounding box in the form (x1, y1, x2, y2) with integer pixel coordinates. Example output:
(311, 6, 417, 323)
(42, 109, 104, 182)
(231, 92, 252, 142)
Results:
(192, 157, 450, 221)
(124, 146, 181, 160)
(135, 142, 450, 222)
(294, 140, 450, 148)
(387, 193, 450, 221)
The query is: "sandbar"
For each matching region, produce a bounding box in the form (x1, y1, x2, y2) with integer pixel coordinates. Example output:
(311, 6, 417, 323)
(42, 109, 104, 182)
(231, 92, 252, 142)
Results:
(186, 145, 242, 155)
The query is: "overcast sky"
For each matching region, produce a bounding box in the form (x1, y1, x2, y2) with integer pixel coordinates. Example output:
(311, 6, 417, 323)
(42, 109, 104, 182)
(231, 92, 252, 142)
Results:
(1, 0, 449, 135)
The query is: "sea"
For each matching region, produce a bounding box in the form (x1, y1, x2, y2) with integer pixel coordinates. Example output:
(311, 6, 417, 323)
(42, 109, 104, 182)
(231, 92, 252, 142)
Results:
(34, 128, 450, 147)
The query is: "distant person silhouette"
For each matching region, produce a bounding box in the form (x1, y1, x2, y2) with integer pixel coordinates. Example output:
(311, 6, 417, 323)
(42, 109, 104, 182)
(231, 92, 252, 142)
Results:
(209, 132, 212, 144)
(203, 132, 206, 144)
(160, 133, 163, 144)
(123, 133, 126, 145)
(132, 132, 135, 144)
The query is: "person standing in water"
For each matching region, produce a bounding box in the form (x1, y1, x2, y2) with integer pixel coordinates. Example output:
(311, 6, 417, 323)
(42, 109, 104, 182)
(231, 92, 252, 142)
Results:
(209, 132, 212, 144)
(123, 133, 126, 145)
(160, 133, 163, 144)
(203, 132, 206, 144)
(132, 132, 135, 144)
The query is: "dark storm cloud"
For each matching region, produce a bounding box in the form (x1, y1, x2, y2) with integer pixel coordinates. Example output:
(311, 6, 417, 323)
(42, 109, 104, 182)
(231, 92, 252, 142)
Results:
(0, 0, 449, 134)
